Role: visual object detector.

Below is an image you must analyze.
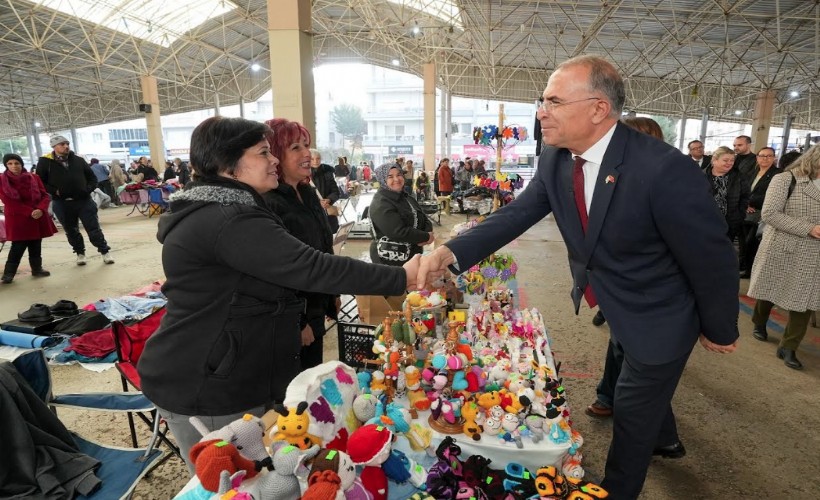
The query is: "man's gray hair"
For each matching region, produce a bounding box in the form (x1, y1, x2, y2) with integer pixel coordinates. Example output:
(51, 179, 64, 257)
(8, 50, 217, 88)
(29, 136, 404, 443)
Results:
(557, 55, 625, 117)
(310, 149, 320, 158)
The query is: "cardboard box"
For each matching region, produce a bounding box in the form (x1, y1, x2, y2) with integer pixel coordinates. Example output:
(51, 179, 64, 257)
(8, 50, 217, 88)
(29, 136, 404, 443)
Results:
(356, 294, 406, 325)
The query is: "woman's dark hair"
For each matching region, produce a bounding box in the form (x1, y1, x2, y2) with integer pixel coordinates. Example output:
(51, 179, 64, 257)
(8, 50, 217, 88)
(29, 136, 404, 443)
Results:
(265, 118, 311, 183)
(190, 116, 270, 180)
(778, 150, 802, 170)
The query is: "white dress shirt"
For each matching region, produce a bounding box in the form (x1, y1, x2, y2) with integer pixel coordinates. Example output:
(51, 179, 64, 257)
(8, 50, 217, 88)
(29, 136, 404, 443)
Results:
(574, 123, 617, 213)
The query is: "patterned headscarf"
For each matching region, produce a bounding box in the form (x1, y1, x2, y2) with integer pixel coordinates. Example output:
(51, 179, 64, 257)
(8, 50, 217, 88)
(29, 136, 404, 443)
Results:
(374, 162, 403, 191)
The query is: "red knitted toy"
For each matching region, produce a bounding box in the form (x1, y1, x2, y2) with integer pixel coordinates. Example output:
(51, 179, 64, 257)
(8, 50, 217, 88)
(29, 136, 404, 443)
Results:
(347, 424, 393, 500)
(189, 439, 258, 492)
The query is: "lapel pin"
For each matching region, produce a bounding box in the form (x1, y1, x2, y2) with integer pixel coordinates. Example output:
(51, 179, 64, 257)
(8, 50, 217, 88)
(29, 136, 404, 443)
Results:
(605, 175, 615, 184)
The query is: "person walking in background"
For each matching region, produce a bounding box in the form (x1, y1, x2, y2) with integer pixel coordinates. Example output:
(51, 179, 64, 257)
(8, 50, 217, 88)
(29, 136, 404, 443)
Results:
(89, 158, 114, 204)
(585, 116, 666, 419)
(109, 159, 127, 205)
(0, 154, 57, 283)
(706, 146, 751, 262)
(436, 158, 453, 196)
(739, 147, 780, 279)
(403, 159, 415, 195)
(416, 55, 739, 499)
(369, 162, 434, 266)
(35, 135, 114, 265)
(264, 119, 337, 371)
(748, 146, 820, 370)
(310, 149, 341, 233)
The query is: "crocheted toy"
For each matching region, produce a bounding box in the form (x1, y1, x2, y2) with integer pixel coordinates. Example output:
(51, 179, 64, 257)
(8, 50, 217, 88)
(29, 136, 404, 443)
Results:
(352, 393, 379, 424)
(425, 436, 464, 499)
(305, 448, 367, 500)
(461, 400, 485, 441)
(534, 466, 569, 498)
(245, 444, 320, 500)
(188, 439, 259, 492)
(190, 413, 271, 471)
(366, 400, 411, 434)
(271, 401, 323, 450)
(347, 424, 394, 500)
(301, 470, 343, 500)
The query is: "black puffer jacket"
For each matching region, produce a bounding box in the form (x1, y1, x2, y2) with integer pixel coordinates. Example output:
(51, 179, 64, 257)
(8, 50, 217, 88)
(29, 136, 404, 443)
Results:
(138, 177, 406, 416)
(369, 187, 432, 265)
(35, 151, 96, 201)
(264, 182, 335, 321)
(705, 167, 750, 228)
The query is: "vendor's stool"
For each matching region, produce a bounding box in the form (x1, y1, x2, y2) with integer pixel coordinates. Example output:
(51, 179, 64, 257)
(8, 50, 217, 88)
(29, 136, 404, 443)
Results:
(437, 195, 452, 215)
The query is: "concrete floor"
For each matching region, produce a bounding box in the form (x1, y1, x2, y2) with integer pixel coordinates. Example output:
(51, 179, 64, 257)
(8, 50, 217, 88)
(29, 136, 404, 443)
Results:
(3, 203, 818, 499)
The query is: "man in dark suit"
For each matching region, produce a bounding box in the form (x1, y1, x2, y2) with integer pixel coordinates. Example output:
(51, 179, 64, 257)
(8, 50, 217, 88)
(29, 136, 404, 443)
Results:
(417, 55, 739, 499)
(688, 139, 711, 170)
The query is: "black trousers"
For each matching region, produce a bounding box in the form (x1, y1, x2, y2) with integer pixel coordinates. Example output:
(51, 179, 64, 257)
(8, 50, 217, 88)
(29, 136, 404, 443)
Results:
(741, 221, 760, 273)
(601, 344, 692, 499)
(595, 337, 623, 407)
(300, 316, 326, 371)
(4, 239, 43, 274)
(51, 199, 110, 255)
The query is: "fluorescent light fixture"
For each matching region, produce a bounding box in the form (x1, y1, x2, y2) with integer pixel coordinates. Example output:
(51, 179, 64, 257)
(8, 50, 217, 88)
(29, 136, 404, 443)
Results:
(250, 63, 261, 72)
(34, 122, 41, 127)
(392, 59, 401, 66)
(36, 0, 238, 47)
(388, 0, 463, 30)
(734, 110, 742, 115)
(790, 91, 800, 98)
(412, 25, 421, 35)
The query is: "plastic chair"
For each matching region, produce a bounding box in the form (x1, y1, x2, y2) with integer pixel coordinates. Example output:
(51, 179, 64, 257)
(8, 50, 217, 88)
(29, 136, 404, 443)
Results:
(111, 307, 182, 461)
(8, 349, 166, 499)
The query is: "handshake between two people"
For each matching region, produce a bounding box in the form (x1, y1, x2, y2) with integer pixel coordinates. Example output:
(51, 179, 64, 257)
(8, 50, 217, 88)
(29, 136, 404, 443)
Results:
(402, 245, 457, 291)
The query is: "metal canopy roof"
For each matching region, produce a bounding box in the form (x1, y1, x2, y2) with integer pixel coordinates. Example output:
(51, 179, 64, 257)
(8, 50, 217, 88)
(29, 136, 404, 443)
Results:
(2, 0, 819, 139)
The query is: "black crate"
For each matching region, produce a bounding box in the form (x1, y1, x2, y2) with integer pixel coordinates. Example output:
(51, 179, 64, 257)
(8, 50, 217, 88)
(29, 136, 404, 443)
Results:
(337, 322, 379, 369)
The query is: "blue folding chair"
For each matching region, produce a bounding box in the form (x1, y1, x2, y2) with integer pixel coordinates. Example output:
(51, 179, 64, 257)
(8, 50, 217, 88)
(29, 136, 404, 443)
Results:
(9, 349, 167, 499)
(146, 188, 169, 218)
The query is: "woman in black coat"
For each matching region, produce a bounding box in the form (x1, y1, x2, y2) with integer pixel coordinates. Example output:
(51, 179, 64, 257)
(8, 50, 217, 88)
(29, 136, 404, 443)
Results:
(369, 162, 434, 265)
(740, 147, 780, 277)
(263, 118, 336, 370)
(310, 150, 341, 233)
(706, 146, 750, 243)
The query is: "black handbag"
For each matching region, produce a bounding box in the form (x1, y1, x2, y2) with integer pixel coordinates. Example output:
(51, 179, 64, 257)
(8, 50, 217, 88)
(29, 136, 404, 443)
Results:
(375, 237, 412, 263)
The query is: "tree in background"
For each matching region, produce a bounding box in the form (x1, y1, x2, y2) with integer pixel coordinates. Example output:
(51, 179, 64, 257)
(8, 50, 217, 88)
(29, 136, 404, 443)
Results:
(0, 137, 30, 158)
(331, 104, 367, 159)
(651, 115, 679, 146)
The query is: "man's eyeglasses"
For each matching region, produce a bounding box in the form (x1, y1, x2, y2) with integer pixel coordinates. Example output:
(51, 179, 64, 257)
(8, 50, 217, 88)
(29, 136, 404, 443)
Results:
(757, 154, 775, 158)
(538, 96, 601, 112)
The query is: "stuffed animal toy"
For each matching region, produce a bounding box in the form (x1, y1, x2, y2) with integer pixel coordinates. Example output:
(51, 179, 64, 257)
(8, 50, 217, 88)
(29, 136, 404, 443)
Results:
(303, 448, 362, 500)
(370, 371, 387, 396)
(534, 466, 569, 499)
(461, 401, 484, 441)
(347, 424, 394, 500)
(190, 414, 271, 471)
(271, 402, 323, 450)
(406, 387, 431, 411)
(188, 439, 259, 492)
(483, 416, 502, 437)
(352, 394, 379, 424)
(500, 412, 523, 448)
(404, 366, 421, 390)
(244, 444, 320, 500)
(477, 391, 501, 411)
(367, 401, 411, 434)
(357, 372, 372, 393)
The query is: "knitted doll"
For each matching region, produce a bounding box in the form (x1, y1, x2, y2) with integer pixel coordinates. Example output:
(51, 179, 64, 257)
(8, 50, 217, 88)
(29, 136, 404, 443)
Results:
(306, 448, 372, 500)
(188, 439, 259, 492)
(245, 444, 319, 500)
(189, 413, 271, 471)
(347, 424, 394, 500)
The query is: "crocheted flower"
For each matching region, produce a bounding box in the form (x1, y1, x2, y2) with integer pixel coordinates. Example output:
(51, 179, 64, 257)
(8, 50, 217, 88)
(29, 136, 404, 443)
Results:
(499, 269, 512, 281)
(481, 267, 498, 279)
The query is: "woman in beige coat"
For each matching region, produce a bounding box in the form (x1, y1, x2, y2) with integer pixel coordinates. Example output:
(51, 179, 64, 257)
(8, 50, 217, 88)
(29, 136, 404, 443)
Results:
(109, 159, 127, 206)
(748, 145, 820, 370)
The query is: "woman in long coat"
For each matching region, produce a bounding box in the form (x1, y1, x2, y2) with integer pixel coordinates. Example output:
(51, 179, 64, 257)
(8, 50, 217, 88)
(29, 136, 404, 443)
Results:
(0, 154, 58, 283)
(748, 145, 820, 370)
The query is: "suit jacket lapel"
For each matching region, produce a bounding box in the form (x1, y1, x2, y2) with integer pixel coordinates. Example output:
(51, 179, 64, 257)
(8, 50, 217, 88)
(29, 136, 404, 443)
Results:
(584, 123, 627, 261)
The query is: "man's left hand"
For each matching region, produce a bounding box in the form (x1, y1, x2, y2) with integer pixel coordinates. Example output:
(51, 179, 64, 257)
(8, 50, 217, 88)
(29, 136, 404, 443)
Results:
(699, 334, 738, 354)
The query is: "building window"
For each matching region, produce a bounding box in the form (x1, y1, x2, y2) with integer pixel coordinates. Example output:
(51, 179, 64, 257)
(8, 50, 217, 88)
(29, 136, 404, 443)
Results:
(329, 132, 336, 144)
(109, 128, 149, 149)
(93, 132, 103, 142)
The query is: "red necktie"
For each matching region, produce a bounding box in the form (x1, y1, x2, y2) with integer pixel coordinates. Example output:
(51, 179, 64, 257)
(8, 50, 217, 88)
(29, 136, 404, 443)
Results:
(572, 156, 597, 307)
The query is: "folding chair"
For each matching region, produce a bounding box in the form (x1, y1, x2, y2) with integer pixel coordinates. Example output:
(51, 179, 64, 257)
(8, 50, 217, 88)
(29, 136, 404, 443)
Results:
(332, 221, 354, 256)
(8, 349, 166, 499)
(146, 188, 168, 218)
(110, 307, 182, 461)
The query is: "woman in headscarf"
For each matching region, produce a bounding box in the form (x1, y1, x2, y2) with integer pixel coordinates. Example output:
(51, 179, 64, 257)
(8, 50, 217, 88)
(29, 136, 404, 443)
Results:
(368, 162, 434, 266)
(109, 159, 127, 204)
(0, 154, 58, 283)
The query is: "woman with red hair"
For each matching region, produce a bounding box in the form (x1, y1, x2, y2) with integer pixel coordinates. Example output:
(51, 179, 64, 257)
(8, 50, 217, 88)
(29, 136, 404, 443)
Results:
(263, 118, 337, 370)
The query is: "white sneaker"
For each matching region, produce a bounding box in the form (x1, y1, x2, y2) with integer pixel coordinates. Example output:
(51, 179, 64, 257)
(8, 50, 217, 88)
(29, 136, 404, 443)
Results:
(102, 253, 115, 264)
(76, 254, 86, 266)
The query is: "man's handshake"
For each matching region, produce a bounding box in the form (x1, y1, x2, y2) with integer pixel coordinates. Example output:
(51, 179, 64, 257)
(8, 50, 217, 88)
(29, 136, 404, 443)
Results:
(399, 245, 457, 291)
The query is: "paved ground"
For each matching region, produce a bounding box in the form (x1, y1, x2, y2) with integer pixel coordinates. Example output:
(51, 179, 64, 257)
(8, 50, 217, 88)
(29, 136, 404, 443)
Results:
(2, 201, 818, 499)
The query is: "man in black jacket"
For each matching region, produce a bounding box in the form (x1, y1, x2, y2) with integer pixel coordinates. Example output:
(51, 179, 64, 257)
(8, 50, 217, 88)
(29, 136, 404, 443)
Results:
(310, 149, 341, 233)
(36, 135, 114, 265)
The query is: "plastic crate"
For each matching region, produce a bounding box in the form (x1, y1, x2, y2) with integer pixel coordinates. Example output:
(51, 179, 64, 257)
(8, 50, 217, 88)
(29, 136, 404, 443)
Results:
(336, 322, 378, 369)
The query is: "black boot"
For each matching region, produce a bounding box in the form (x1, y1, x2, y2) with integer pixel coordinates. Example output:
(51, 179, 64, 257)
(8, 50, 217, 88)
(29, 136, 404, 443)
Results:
(29, 256, 50, 277)
(752, 324, 768, 341)
(776, 347, 803, 370)
(1, 261, 17, 284)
